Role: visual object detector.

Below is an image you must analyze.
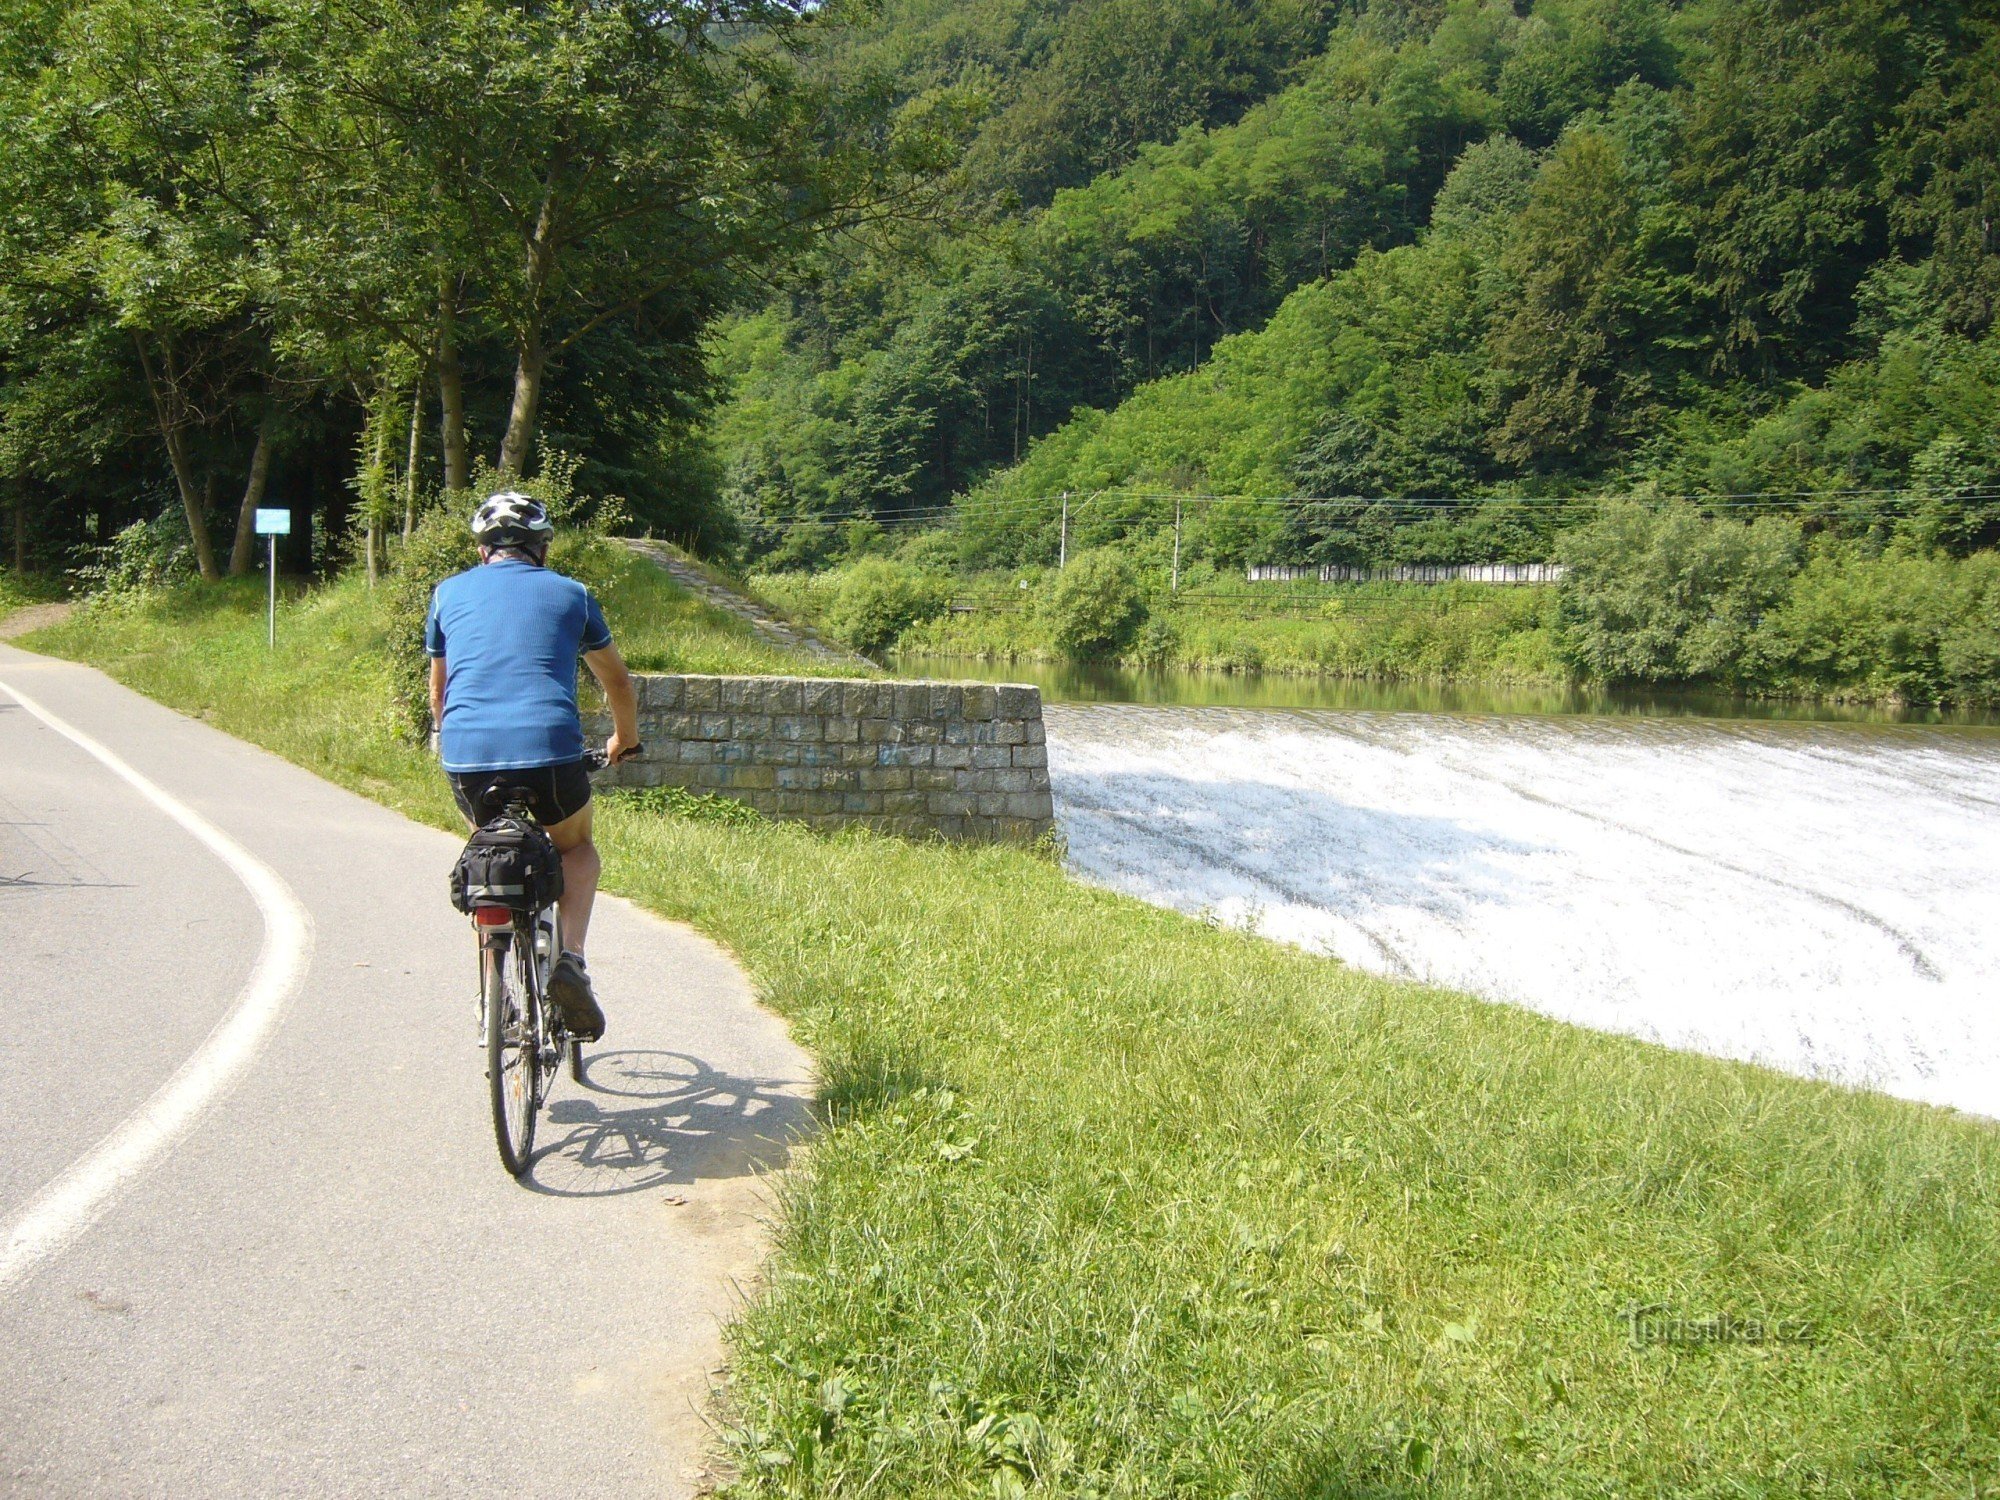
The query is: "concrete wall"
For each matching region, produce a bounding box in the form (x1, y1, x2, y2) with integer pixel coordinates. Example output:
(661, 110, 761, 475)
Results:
(588, 675, 1055, 843)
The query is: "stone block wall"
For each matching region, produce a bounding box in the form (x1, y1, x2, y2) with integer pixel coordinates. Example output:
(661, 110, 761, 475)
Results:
(587, 675, 1056, 843)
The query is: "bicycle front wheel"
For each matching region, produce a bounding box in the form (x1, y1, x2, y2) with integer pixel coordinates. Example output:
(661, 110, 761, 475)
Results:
(485, 939, 538, 1176)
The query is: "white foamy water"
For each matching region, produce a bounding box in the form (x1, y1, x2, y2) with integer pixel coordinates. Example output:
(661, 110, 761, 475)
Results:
(1046, 705, 2000, 1115)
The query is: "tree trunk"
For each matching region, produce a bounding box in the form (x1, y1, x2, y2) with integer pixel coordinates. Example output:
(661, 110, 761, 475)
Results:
(496, 184, 560, 479)
(365, 393, 391, 588)
(437, 280, 468, 492)
(496, 346, 545, 478)
(12, 486, 26, 573)
(133, 332, 221, 581)
(227, 395, 277, 577)
(403, 365, 425, 541)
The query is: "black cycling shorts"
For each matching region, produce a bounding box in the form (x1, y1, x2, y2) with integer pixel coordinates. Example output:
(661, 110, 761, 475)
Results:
(449, 760, 592, 828)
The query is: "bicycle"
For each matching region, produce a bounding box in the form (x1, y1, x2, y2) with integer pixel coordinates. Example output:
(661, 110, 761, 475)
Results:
(465, 745, 639, 1177)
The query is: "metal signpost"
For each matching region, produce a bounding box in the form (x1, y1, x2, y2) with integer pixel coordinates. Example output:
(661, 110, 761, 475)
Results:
(255, 508, 290, 648)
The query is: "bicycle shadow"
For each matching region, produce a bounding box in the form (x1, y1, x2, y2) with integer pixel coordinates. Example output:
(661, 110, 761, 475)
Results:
(522, 1048, 810, 1198)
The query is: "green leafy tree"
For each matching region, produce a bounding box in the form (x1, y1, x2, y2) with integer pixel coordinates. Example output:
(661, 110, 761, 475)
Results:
(1487, 129, 1643, 468)
(1671, 0, 1926, 368)
(1557, 501, 1802, 682)
(4, 0, 286, 579)
(1046, 545, 1146, 657)
(823, 556, 949, 655)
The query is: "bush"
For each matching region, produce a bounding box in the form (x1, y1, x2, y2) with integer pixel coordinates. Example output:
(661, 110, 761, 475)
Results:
(72, 501, 195, 603)
(1129, 613, 1180, 667)
(822, 558, 949, 656)
(1748, 543, 2000, 705)
(1046, 547, 1147, 659)
(380, 454, 626, 734)
(1557, 502, 1801, 684)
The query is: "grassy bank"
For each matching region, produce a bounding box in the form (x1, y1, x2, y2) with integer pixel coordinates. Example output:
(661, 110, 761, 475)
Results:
(0, 567, 66, 617)
(754, 568, 1567, 685)
(751, 523, 2000, 709)
(23, 581, 2000, 1495)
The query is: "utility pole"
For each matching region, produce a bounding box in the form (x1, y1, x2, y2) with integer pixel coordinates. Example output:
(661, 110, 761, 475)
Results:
(1059, 491, 1069, 570)
(1172, 497, 1182, 593)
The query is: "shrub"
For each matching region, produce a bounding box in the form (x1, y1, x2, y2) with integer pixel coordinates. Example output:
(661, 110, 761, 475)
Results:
(1748, 543, 2000, 705)
(73, 501, 194, 603)
(822, 558, 948, 656)
(1557, 502, 1801, 683)
(380, 454, 625, 734)
(1129, 613, 1180, 667)
(1046, 547, 1147, 658)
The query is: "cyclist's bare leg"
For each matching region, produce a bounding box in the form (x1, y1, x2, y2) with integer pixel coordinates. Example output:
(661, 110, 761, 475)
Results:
(544, 801, 599, 957)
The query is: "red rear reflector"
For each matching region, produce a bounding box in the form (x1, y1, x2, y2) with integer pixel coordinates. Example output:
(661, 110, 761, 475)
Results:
(474, 907, 512, 927)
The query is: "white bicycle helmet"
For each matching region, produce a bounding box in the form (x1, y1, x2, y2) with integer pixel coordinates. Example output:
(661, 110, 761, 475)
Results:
(469, 490, 554, 549)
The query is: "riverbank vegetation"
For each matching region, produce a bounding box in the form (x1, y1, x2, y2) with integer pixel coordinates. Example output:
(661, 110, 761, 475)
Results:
(23, 581, 2000, 1495)
(752, 510, 2000, 705)
(715, 0, 2000, 705)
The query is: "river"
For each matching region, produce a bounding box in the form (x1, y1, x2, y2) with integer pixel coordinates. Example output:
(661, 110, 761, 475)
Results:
(919, 656, 2000, 1116)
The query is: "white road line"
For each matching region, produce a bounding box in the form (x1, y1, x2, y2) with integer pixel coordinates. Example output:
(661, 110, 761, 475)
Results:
(0, 676, 314, 1292)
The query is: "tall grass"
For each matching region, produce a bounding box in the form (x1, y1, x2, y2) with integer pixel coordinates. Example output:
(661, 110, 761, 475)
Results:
(22, 581, 2000, 1496)
(759, 565, 1569, 684)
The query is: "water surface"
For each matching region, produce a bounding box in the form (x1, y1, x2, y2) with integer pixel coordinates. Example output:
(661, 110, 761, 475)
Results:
(1045, 703, 2000, 1115)
(895, 653, 2000, 727)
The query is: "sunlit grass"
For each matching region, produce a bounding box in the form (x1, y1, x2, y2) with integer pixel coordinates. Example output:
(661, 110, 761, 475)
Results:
(762, 566, 1567, 684)
(594, 543, 848, 677)
(0, 567, 67, 616)
(24, 579, 2000, 1496)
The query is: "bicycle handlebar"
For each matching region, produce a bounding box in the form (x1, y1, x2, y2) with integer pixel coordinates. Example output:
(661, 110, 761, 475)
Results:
(582, 743, 643, 772)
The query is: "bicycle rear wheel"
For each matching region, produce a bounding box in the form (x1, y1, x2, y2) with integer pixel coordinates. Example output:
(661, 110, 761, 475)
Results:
(485, 939, 538, 1176)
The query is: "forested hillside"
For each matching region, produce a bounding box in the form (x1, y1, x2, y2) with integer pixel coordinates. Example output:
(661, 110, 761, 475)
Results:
(0, 0, 946, 576)
(4, 0, 1996, 701)
(716, 0, 2000, 593)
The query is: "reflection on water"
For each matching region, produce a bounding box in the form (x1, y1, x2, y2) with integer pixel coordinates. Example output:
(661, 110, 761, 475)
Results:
(893, 653, 2000, 726)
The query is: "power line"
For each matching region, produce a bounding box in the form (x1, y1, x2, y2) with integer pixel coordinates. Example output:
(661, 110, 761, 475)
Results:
(740, 483, 2000, 530)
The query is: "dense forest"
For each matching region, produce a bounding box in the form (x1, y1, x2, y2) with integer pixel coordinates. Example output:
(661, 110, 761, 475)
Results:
(4, 0, 1997, 701)
(0, 0, 947, 577)
(719, 0, 1999, 558)
(705, 0, 2000, 702)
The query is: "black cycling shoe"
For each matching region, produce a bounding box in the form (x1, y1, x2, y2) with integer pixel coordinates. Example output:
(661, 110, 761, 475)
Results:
(547, 951, 606, 1041)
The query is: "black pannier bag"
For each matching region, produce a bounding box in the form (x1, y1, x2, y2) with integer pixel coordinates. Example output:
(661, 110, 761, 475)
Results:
(449, 815, 565, 914)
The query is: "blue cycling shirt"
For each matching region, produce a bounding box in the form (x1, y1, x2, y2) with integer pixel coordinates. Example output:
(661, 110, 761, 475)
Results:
(424, 559, 613, 773)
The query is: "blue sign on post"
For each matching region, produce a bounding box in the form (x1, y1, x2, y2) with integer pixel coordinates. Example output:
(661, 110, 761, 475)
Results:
(257, 509, 290, 646)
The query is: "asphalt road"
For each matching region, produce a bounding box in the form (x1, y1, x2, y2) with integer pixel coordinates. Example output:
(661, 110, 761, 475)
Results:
(0, 644, 812, 1497)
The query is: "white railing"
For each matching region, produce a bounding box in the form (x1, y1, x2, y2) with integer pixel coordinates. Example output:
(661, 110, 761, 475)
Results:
(1246, 562, 1567, 585)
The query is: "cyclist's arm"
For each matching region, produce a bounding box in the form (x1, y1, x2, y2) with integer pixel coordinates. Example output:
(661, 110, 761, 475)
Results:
(583, 643, 640, 762)
(429, 656, 447, 730)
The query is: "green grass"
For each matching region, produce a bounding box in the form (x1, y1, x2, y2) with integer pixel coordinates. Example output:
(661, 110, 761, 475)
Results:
(0, 567, 67, 617)
(594, 541, 846, 678)
(756, 567, 1568, 685)
(23, 581, 2000, 1496)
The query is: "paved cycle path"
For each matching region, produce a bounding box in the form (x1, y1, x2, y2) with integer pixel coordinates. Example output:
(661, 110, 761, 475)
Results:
(0, 644, 813, 1497)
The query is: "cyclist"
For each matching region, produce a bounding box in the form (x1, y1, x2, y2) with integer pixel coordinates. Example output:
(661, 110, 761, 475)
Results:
(425, 491, 639, 1041)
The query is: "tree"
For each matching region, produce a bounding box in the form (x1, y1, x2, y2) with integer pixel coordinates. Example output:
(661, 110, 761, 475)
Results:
(6, 0, 287, 579)
(269, 0, 954, 486)
(1671, 0, 1931, 370)
(1487, 129, 1642, 468)
(1883, 17, 2000, 334)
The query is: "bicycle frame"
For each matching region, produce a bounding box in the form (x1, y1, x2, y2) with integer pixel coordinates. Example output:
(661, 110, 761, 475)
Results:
(463, 745, 638, 1175)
